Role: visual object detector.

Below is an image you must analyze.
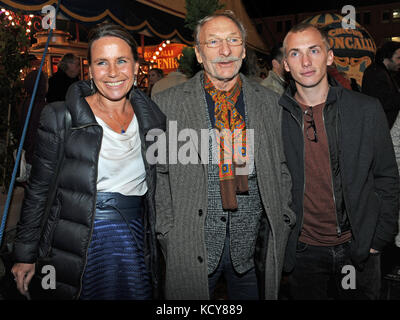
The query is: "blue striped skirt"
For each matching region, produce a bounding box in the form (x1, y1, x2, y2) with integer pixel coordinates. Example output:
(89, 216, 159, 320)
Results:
(79, 192, 152, 300)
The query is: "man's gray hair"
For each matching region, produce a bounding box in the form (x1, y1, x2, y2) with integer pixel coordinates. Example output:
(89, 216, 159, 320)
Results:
(194, 10, 247, 47)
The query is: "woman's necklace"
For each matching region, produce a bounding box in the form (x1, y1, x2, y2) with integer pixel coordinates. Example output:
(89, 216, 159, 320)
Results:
(97, 95, 128, 134)
(108, 113, 127, 134)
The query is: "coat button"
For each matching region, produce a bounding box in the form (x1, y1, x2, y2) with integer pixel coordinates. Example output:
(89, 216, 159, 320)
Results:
(220, 217, 227, 222)
(198, 209, 203, 216)
(197, 256, 203, 263)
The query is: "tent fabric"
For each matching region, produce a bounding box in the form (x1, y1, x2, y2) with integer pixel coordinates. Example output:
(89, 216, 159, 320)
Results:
(0, 0, 193, 44)
(0, 0, 268, 52)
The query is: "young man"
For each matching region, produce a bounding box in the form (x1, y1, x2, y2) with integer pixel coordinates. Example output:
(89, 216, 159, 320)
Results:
(280, 23, 399, 300)
(362, 41, 400, 129)
(153, 11, 294, 300)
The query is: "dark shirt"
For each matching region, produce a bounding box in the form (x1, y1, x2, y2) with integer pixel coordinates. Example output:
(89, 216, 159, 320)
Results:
(298, 101, 351, 246)
(362, 63, 400, 129)
(46, 69, 79, 103)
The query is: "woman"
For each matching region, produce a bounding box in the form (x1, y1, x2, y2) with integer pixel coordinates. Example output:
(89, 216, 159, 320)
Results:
(11, 23, 166, 300)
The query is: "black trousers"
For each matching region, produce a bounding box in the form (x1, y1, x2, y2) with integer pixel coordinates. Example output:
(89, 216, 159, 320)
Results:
(288, 241, 381, 300)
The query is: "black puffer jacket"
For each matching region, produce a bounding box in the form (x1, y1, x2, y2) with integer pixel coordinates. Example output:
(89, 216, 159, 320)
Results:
(13, 80, 166, 299)
(280, 78, 399, 272)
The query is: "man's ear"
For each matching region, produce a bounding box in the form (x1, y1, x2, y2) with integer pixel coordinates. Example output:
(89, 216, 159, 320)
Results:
(283, 59, 290, 73)
(194, 46, 203, 64)
(272, 59, 280, 70)
(327, 49, 334, 66)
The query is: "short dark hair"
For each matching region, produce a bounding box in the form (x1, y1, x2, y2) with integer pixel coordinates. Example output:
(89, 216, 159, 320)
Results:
(283, 23, 331, 57)
(270, 43, 283, 62)
(58, 53, 77, 72)
(375, 41, 400, 64)
(150, 68, 164, 78)
(87, 23, 138, 64)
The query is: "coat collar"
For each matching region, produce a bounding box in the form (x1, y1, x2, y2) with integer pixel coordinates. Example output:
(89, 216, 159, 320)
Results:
(279, 75, 343, 113)
(65, 80, 166, 134)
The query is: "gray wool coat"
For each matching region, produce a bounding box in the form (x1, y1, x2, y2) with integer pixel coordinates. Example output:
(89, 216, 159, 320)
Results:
(152, 71, 295, 300)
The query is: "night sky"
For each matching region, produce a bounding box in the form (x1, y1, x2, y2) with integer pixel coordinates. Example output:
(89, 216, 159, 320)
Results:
(243, 0, 400, 18)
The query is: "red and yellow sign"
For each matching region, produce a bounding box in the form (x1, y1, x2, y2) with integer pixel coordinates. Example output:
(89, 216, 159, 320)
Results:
(138, 43, 186, 74)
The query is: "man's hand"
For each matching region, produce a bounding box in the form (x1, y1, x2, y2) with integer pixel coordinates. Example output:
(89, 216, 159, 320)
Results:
(369, 248, 380, 254)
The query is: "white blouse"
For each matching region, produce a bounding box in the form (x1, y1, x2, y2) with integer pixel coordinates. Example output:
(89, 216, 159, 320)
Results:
(95, 114, 148, 196)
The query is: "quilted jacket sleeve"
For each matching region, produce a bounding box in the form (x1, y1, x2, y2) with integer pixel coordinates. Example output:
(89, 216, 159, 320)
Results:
(13, 103, 64, 263)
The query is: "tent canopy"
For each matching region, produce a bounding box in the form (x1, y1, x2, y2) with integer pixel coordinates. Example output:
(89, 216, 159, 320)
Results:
(0, 0, 268, 52)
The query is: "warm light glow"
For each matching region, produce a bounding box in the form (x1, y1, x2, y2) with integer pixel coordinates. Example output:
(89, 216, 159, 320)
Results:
(29, 14, 34, 17)
(393, 10, 400, 19)
(159, 47, 162, 51)
(153, 55, 157, 60)
(162, 43, 166, 47)
(27, 21, 32, 26)
(5, 11, 10, 15)
(156, 51, 160, 55)
(8, 16, 12, 20)
(26, 29, 31, 33)
(11, 22, 15, 26)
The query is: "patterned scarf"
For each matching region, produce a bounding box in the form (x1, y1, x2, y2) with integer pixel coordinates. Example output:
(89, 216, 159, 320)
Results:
(204, 74, 248, 210)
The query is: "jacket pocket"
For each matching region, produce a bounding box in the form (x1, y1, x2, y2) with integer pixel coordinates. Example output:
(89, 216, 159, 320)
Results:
(38, 193, 62, 259)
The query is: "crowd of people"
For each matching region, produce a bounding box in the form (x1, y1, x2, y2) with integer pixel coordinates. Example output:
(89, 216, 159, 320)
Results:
(7, 9, 400, 301)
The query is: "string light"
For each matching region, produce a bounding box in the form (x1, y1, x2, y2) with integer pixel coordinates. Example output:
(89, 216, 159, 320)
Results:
(148, 40, 171, 65)
(1, 9, 37, 36)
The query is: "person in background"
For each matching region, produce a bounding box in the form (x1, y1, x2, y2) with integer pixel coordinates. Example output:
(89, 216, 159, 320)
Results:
(280, 23, 399, 300)
(147, 68, 164, 96)
(261, 43, 287, 96)
(16, 70, 48, 183)
(153, 11, 294, 300)
(389, 114, 400, 274)
(46, 53, 80, 103)
(151, 65, 188, 97)
(362, 41, 400, 129)
(11, 23, 165, 300)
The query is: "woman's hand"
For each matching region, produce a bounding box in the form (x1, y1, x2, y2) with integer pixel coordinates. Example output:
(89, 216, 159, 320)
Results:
(11, 263, 35, 296)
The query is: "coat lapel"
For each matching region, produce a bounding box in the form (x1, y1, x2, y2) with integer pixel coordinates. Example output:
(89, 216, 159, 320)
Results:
(180, 72, 209, 165)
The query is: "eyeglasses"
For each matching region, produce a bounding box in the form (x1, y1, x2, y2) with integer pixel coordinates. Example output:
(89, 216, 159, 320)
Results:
(304, 107, 318, 142)
(201, 37, 243, 48)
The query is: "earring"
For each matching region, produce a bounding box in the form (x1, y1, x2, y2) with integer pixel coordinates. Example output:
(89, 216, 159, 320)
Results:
(90, 78, 95, 92)
(134, 75, 137, 87)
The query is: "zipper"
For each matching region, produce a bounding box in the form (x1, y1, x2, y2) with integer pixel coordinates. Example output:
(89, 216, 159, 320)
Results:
(322, 106, 341, 237)
(285, 99, 306, 235)
(76, 124, 102, 299)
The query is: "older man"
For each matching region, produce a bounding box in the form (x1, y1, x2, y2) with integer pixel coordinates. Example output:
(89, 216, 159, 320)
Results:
(152, 11, 294, 300)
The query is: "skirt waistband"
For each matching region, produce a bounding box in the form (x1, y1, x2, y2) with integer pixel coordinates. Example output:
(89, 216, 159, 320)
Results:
(95, 192, 144, 221)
